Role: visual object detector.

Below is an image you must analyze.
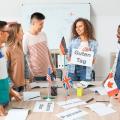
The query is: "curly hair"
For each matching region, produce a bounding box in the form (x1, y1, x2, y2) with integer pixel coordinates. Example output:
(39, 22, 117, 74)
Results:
(71, 18, 96, 40)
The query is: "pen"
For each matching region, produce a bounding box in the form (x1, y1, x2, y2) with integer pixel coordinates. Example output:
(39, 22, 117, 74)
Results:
(28, 96, 40, 100)
(12, 107, 24, 109)
(86, 98, 94, 103)
(96, 100, 109, 102)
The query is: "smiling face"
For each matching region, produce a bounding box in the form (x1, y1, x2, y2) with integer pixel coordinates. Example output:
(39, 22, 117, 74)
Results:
(0, 25, 9, 44)
(31, 18, 44, 33)
(16, 26, 24, 41)
(75, 21, 85, 36)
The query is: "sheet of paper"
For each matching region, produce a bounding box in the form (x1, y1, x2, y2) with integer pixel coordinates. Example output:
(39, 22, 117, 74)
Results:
(56, 107, 87, 120)
(57, 98, 86, 109)
(86, 103, 116, 116)
(89, 86, 107, 95)
(73, 81, 95, 89)
(5, 109, 29, 120)
(30, 82, 63, 88)
(33, 101, 54, 112)
(30, 82, 49, 88)
(23, 91, 41, 101)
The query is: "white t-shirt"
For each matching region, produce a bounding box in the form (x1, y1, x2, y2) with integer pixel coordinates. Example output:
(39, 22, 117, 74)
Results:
(78, 41, 89, 50)
(23, 31, 52, 76)
(0, 46, 8, 79)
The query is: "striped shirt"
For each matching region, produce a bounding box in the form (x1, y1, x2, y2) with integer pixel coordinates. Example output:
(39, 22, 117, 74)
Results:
(23, 31, 52, 77)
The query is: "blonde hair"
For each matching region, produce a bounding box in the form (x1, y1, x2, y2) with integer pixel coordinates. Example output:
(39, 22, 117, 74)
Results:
(7, 23, 21, 47)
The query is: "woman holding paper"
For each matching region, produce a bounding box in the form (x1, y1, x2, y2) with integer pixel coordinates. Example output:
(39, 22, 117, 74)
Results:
(67, 18, 98, 81)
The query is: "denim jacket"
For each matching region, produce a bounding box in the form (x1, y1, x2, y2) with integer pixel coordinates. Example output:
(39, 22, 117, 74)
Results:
(67, 37, 98, 79)
(114, 51, 120, 89)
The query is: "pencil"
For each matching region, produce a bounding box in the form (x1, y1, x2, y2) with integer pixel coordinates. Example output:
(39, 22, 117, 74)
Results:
(28, 96, 40, 100)
(86, 98, 94, 103)
(96, 100, 109, 102)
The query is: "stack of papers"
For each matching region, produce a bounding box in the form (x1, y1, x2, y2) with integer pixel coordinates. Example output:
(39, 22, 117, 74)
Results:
(33, 102, 54, 112)
(30, 82, 49, 88)
(30, 82, 63, 88)
(86, 103, 116, 116)
(23, 91, 41, 101)
(73, 81, 95, 89)
(5, 109, 30, 120)
(56, 107, 87, 120)
(57, 98, 86, 109)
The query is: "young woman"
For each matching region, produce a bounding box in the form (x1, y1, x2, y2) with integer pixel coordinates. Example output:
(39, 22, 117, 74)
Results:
(67, 18, 98, 81)
(0, 21, 21, 116)
(6, 23, 25, 92)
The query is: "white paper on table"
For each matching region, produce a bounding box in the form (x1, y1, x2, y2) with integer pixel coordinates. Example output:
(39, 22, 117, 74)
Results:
(56, 107, 88, 120)
(23, 91, 41, 101)
(5, 109, 29, 120)
(57, 98, 86, 109)
(89, 86, 107, 95)
(33, 101, 54, 112)
(73, 81, 95, 89)
(86, 103, 116, 116)
(30, 82, 49, 88)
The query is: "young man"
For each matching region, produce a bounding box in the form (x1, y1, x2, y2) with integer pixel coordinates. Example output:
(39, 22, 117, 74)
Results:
(114, 25, 120, 102)
(0, 21, 21, 116)
(23, 12, 56, 81)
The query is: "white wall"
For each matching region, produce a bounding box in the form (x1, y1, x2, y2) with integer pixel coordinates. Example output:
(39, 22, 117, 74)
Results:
(0, 0, 120, 81)
(0, 0, 22, 22)
(91, 16, 120, 80)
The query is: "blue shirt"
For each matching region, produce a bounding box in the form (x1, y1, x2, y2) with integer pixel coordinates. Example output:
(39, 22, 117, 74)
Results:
(67, 37, 98, 80)
(114, 51, 120, 89)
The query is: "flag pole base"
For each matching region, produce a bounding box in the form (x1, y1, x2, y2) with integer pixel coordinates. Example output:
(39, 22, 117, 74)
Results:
(43, 96, 55, 101)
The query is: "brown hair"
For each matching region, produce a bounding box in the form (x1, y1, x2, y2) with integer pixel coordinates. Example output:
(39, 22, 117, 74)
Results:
(71, 18, 96, 40)
(7, 23, 21, 47)
(118, 25, 120, 29)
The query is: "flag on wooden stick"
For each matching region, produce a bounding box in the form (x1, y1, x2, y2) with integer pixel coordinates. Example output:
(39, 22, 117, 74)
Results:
(60, 36, 68, 55)
(104, 71, 119, 97)
(47, 67, 52, 83)
(63, 76, 73, 89)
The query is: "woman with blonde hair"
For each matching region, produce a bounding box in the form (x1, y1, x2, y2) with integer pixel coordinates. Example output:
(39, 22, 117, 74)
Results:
(6, 23, 25, 92)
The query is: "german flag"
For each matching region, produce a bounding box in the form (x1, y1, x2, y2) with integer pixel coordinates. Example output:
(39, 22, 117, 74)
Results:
(60, 36, 68, 55)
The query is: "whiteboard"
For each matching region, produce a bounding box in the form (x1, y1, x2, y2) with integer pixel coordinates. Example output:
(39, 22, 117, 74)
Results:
(22, 3, 90, 49)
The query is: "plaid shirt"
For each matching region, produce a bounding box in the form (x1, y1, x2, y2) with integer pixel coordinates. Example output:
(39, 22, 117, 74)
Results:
(67, 37, 98, 80)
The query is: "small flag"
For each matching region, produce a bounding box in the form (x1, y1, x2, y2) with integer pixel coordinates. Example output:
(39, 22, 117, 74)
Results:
(60, 36, 68, 55)
(47, 67, 52, 83)
(104, 72, 119, 97)
(63, 76, 73, 89)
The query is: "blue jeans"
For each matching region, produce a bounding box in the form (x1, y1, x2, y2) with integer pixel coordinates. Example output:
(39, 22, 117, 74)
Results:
(68, 65, 91, 81)
(114, 51, 120, 89)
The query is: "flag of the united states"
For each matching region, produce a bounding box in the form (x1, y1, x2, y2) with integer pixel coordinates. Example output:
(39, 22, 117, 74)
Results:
(47, 67, 52, 83)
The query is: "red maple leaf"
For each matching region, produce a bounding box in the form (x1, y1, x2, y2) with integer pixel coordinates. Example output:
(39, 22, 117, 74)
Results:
(107, 81, 113, 88)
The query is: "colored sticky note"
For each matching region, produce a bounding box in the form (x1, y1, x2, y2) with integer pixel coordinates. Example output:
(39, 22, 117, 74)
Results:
(77, 87, 83, 97)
